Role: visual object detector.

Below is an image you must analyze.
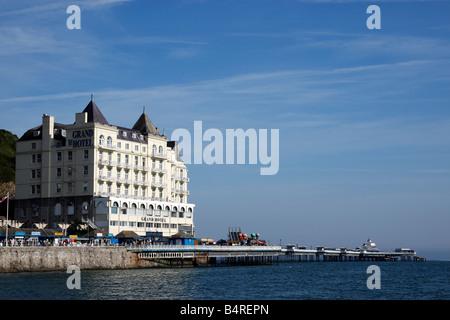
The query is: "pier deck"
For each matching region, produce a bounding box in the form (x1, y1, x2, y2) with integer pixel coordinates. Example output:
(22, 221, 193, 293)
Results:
(128, 245, 425, 267)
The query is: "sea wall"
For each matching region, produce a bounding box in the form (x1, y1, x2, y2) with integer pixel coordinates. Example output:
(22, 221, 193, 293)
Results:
(0, 247, 156, 273)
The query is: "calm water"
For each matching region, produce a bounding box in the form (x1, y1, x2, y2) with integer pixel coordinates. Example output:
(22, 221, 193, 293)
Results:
(0, 261, 449, 300)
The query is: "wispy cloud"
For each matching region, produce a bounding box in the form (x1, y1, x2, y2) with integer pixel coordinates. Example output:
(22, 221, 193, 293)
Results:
(0, 0, 134, 17)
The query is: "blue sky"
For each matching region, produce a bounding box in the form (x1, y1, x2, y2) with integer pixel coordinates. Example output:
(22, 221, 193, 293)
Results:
(1, 0, 449, 259)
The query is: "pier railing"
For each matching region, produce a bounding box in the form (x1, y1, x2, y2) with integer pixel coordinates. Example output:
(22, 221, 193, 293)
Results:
(127, 244, 282, 252)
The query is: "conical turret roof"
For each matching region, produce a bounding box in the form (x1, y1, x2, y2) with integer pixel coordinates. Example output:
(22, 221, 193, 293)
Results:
(132, 107, 159, 135)
(82, 96, 109, 125)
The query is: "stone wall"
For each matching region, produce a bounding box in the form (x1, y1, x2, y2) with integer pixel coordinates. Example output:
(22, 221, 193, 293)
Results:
(0, 247, 156, 273)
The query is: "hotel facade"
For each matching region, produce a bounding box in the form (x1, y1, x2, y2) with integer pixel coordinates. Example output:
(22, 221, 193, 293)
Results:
(14, 98, 195, 237)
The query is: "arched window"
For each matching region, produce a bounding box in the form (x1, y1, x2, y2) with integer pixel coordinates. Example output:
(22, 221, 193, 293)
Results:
(112, 202, 119, 214)
(121, 203, 128, 215)
(148, 204, 154, 216)
(152, 145, 157, 154)
(179, 207, 185, 218)
(155, 205, 162, 216)
(107, 136, 112, 147)
(55, 203, 62, 216)
(68, 203, 75, 215)
(158, 146, 163, 154)
(171, 206, 178, 218)
(163, 206, 170, 217)
(82, 202, 89, 214)
(99, 135, 105, 146)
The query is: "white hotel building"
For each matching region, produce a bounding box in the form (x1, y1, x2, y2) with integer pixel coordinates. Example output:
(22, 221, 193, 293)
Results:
(14, 98, 195, 237)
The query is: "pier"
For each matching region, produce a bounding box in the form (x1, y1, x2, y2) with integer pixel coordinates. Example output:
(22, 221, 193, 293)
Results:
(281, 246, 426, 262)
(131, 245, 283, 267)
(129, 244, 425, 267)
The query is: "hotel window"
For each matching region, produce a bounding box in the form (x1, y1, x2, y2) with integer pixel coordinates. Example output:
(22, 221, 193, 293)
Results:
(138, 222, 145, 228)
(68, 151, 73, 161)
(98, 183, 103, 193)
(67, 183, 72, 193)
(31, 142, 36, 149)
(116, 184, 121, 195)
(134, 171, 139, 181)
(32, 154, 36, 163)
(107, 136, 112, 148)
(117, 168, 121, 179)
(57, 152, 62, 162)
(125, 154, 129, 164)
(99, 135, 105, 146)
(125, 170, 129, 180)
(99, 150, 103, 161)
(107, 167, 112, 177)
(99, 167, 103, 177)
(142, 158, 146, 167)
(120, 221, 127, 227)
(159, 146, 163, 154)
(67, 167, 72, 177)
(143, 146, 146, 152)
(117, 153, 121, 164)
(107, 184, 112, 194)
(135, 156, 139, 166)
(31, 170, 36, 179)
(108, 152, 112, 162)
(125, 143, 130, 150)
(117, 142, 121, 148)
(84, 150, 89, 160)
(57, 168, 62, 177)
(159, 189, 163, 199)
(84, 166, 89, 175)
(135, 145, 139, 152)
(111, 202, 119, 214)
(121, 203, 127, 215)
(142, 187, 146, 197)
(152, 145, 157, 154)
(110, 221, 118, 226)
(134, 186, 138, 196)
(83, 182, 88, 192)
(124, 185, 129, 195)
(37, 154, 41, 163)
(129, 222, 136, 227)
(142, 172, 146, 181)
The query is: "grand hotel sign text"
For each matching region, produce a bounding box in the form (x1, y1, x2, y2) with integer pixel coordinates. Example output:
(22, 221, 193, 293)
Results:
(70, 129, 94, 148)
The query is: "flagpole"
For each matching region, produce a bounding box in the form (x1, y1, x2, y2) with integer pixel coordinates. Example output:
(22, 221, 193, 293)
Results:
(6, 192, 9, 247)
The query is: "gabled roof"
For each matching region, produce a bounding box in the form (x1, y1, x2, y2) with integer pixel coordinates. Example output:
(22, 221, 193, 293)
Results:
(132, 107, 159, 135)
(82, 97, 109, 125)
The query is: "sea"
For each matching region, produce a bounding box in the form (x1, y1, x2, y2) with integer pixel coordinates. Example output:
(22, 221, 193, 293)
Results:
(0, 261, 448, 317)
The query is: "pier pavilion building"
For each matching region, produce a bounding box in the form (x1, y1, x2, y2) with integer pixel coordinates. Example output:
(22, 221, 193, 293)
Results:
(14, 98, 195, 237)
